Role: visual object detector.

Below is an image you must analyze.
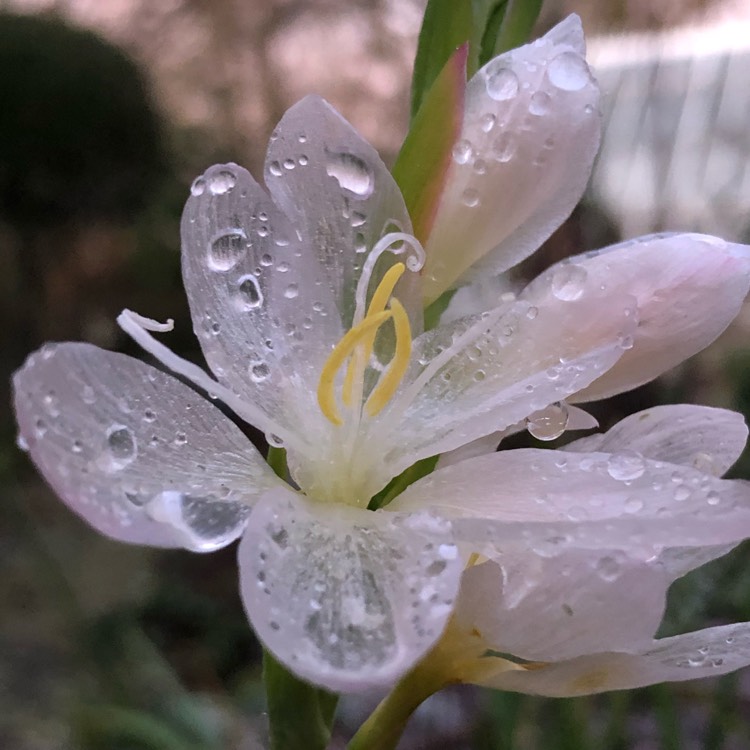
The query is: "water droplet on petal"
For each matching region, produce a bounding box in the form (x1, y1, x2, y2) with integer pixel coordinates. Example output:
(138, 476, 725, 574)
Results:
(607, 451, 645, 481)
(526, 402, 569, 441)
(674, 486, 691, 502)
(105, 425, 137, 470)
(268, 161, 283, 177)
(452, 139, 473, 165)
(461, 188, 480, 208)
(551, 263, 587, 301)
(485, 64, 519, 101)
(596, 555, 621, 581)
(529, 91, 552, 116)
(266, 433, 285, 448)
(16, 433, 29, 452)
(492, 132, 516, 163)
(547, 51, 590, 92)
(325, 153, 374, 197)
(236, 274, 264, 310)
(250, 361, 270, 383)
(208, 169, 237, 195)
(190, 177, 206, 196)
(480, 113, 496, 132)
(284, 283, 299, 299)
(208, 228, 247, 272)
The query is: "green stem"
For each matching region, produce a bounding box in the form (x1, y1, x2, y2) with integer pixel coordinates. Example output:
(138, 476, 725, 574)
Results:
(347, 661, 449, 750)
(263, 649, 338, 750)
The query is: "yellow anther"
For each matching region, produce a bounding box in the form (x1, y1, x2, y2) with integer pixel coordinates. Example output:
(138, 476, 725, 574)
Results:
(317, 310, 392, 426)
(367, 263, 406, 317)
(365, 298, 411, 417)
(342, 262, 406, 407)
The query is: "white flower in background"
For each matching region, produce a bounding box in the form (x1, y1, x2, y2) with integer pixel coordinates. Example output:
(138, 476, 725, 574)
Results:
(12, 16, 750, 694)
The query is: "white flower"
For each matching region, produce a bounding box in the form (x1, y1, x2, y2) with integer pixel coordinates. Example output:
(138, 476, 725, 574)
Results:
(394, 406, 750, 696)
(12, 16, 750, 694)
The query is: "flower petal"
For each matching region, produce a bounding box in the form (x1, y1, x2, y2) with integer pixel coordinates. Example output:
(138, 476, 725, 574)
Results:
(485, 622, 750, 696)
(376, 264, 636, 474)
(264, 95, 423, 331)
(181, 161, 340, 447)
(422, 15, 601, 302)
(390, 448, 750, 553)
(455, 553, 668, 662)
(238, 489, 463, 692)
(13, 343, 280, 550)
(567, 404, 748, 477)
(536, 234, 750, 403)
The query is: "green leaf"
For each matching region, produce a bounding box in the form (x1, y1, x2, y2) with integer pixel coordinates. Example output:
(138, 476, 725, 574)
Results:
(393, 44, 467, 248)
(486, 0, 543, 59)
(410, 0, 473, 120)
(263, 649, 338, 750)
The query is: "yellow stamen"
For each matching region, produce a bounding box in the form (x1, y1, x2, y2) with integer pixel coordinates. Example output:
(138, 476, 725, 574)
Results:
(342, 263, 406, 406)
(365, 298, 411, 417)
(317, 310, 392, 425)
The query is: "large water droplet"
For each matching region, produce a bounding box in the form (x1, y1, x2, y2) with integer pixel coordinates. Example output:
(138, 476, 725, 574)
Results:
(236, 274, 264, 310)
(547, 52, 590, 92)
(485, 64, 519, 101)
(249, 361, 270, 383)
(551, 263, 587, 301)
(190, 177, 206, 196)
(146, 490, 249, 551)
(607, 451, 645, 481)
(105, 425, 137, 471)
(326, 153, 374, 197)
(526, 402, 569, 441)
(208, 228, 247, 272)
(208, 169, 237, 195)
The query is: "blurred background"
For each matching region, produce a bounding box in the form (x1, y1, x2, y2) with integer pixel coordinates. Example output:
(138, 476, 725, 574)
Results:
(4, 0, 750, 747)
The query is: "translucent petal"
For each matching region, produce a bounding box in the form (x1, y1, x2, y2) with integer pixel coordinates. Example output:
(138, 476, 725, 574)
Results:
(567, 404, 748, 477)
(456, 553, 667, 662)
(181, 162, 340, 449)
(422, 15, 601, 301)
(12, 343, 279, 550)
(550, 234, 750, 402)
(264, 95, 423, 333)
(391, 448, 750, 552)
(485, 622, 750, 696)
(374, 265, 637, 476)
(238, 489, 463, 692)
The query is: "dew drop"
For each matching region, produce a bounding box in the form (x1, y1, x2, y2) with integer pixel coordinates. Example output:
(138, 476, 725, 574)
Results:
(16, 433, 29, 452)
(480, 113, 496, 133)
(492, 132, 517, 163)
(143, 409, 156, 423)
(325, 152, 374, 197)
(284, 283, 299, 299)
(551, 263, 587, 301)
(706, 490, 721, 506)
(208, 169, 237, 195)
(674, 486, 691, 502)
(208, 228, 247, 272)
(105, 425, 137, 470)
(485, 64, 519, 101)
(452, 139, 473, 165)
(267, 433, 285, 448)
(298, 154, 309, 166)
(250, 361, 270, 383)
(596, 555, 621, 582)
(268, 160, 283, 177)
(526, 402, 569, 441)
(529, 91, 552, 116)
(607, 451, 645, 481)
(547, 51, 590, 92)
(236, 274, 264, 310)
(190, 176, 206, 196)
(260, 253, 274, 267)
(462, 188, 480, 208)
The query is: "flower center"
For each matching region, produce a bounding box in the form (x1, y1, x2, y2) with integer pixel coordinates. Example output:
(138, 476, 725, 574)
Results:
(317, 262, 412, 426)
